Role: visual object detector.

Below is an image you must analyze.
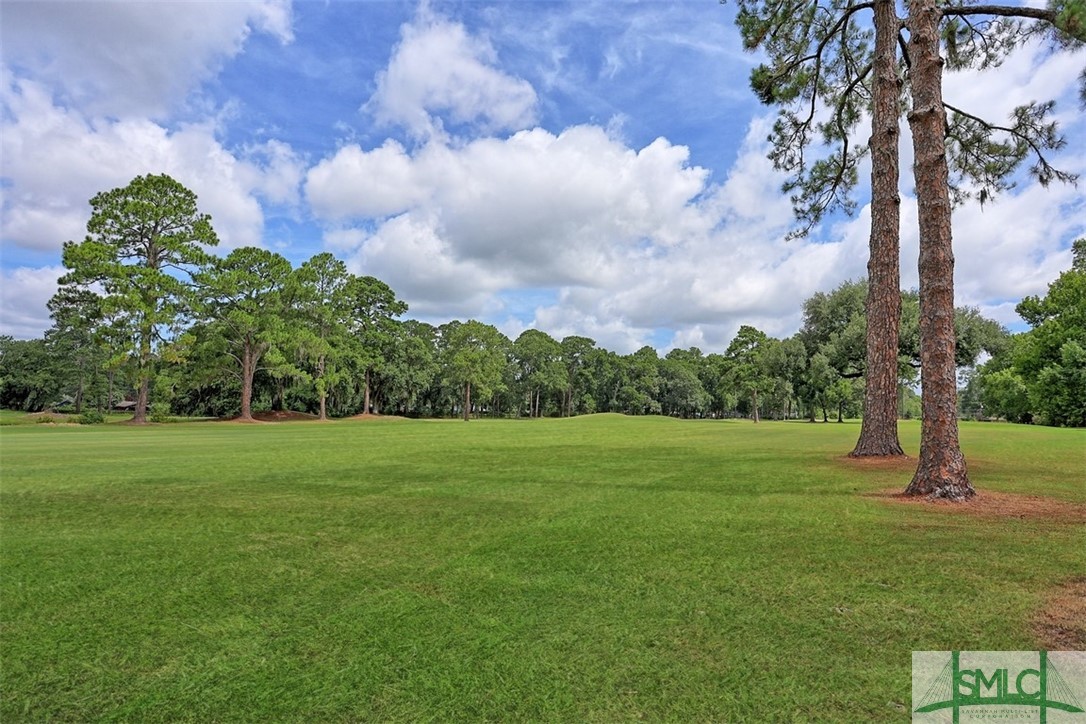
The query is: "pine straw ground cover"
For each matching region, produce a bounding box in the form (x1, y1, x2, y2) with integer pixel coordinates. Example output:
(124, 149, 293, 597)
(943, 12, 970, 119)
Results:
(1, 416, 1082, 721)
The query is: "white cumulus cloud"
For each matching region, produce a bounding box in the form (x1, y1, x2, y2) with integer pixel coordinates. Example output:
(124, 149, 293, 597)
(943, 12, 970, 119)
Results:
(1, 73, 305, 256)
(364, 8, 538, 139)
(0, 0, 293, 119)
(0, 266, 65, 340)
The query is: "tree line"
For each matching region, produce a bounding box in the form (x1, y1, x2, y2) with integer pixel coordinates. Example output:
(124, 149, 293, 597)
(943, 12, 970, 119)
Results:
(11, 172, 1080, 427)
(1, 268, 1016, 424)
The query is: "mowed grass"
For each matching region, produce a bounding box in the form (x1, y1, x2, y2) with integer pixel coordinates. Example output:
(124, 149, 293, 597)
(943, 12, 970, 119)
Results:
(1, 416, 1083, 721)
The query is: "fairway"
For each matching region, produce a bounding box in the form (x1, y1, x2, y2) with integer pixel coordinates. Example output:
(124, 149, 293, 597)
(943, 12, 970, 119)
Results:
(2, 416, 1083, 721)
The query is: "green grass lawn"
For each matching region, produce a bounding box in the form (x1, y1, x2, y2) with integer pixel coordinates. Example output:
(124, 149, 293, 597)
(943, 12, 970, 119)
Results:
(1, 416, 1083, 721)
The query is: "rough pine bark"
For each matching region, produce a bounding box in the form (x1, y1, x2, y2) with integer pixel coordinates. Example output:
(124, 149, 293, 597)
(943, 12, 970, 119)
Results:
(74, 363, 84, 414)
(364, 369, 371, 415)
(132, 319, 152, 424)
(851, 0, 906, 457)
(463, 382, 472, 422)
(134, 376, 150, 423)
(239, 340, 256, 422)
(318, 355, 328, 421)
(903, 0, 974, 499)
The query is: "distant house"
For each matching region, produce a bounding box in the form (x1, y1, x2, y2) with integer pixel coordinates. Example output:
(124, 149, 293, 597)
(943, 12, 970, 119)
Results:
(113, 400, 138, 411)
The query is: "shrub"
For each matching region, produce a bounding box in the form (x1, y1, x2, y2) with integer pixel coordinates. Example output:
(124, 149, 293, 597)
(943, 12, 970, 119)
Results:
(78, 410, 105, 425)
(150, 402, 172, 423)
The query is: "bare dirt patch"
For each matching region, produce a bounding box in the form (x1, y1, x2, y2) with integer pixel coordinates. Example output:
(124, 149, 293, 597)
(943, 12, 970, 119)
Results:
(867, 488, 1086, 523)
(252, 410, 320, 422)
(1032, 578, 1086, 650)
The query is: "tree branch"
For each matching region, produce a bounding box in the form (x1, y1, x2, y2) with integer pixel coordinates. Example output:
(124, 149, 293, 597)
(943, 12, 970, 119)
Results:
(943, 100, 1077, 185)
(941, 5, 1056, 21)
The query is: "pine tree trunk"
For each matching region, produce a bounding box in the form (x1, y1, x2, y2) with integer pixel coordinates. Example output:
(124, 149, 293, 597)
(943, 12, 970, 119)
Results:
(904, 0, 973, 500)
(463, 382, 471, 422)
(134, 376, 150, 423)
(752, 390, 760, 423)
(364, 369, 371, 415)
(132, 320, 152, 423)
(851, 0, 905, 457)
(317, 353, 328, 421)
(75, 359, 84, 414)
(240, 342, 255, 422)
(276, 379, 285, 411)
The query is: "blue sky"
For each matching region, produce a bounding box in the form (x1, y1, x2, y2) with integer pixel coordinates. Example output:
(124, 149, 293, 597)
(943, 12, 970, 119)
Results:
(2, 1, 1083, 352)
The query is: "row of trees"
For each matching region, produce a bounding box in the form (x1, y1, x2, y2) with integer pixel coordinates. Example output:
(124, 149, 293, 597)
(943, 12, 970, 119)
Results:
(5, 249, 1080, 426)
(2, 172, 1016, 426)
(735, 0, 1084, 497)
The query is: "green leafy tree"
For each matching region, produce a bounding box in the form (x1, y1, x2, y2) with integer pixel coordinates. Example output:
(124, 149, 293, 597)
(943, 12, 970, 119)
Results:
(442, 320, 510, 421)
(800, 280, 868, 379)
(46, 286, 106, 413)
(586, 348, 624, 414)
(805, 351, 837, 422)
(344, 276, 408, 415)
(60, 174, 218, 423)
(292, 253, 354, 420)
(513, 329, 566, 417)
(659, 356, 712, 418)
(0, 337, 60, 411)
(380, 320, 439, 416)
(978, 362, 1033, 423)
(618, 346, 663, 415)
(897, 292, 1009, 371)
(1011, 238, 1086, 426)
(194, 247, 294, 421)
(559, 335, 598, 417)
(764, 336, 809, 420)
(725, 325, 775, 423)
(705, 353, 738, 417)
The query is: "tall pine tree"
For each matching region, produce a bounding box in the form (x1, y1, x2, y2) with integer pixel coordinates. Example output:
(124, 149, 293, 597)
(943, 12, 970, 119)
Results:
(734, 0, 1083, 496)
(61, 174, 218, 423)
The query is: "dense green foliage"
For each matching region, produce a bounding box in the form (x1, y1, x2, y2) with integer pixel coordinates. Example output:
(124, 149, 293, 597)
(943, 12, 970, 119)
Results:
(6, 264, 1077, 424)
(3, 273, 1056, 423)
(2, 417, 1082, 721)
(963, 240, 1086, 426)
